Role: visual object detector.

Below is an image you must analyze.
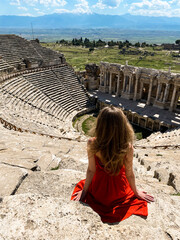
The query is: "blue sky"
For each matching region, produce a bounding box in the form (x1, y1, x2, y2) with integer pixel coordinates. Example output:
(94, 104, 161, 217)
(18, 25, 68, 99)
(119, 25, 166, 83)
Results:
(0, 0, 180, 17)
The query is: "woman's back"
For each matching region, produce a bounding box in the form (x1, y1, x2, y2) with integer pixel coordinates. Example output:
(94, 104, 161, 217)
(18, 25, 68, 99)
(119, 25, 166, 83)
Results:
(71, 106, 154, 223)
(89, 154, 132, 207)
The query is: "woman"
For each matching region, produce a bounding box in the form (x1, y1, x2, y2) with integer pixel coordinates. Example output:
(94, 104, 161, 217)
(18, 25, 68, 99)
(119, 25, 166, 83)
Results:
(71, 106, 154, 223)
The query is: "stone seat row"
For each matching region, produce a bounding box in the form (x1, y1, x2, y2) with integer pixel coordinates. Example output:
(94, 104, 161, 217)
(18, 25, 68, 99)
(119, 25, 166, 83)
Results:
(1, 87, 69, 123)
(0, 84, 70, 124)
(0, 59, 14, 71)
(0, 63, 93, 135)
(24, 77, 80, 113)
(24, 67, 90, 110)
(52, 68, 92, 107)
(0, 35, 62, 68)
(30, 41, 61, 59)
(0, 110, 64, 137)
(1, 63, 88, 114)
(0, 92, 75, 136)
(0, 74, 86, 124)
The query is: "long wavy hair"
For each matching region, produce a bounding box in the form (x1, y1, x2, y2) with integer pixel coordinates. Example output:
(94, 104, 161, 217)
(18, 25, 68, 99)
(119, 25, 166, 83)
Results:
(90, 106, 134, 175)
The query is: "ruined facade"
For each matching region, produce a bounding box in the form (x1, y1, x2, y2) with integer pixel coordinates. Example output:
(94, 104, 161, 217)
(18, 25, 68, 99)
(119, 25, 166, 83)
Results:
(86, 62, 180, 113)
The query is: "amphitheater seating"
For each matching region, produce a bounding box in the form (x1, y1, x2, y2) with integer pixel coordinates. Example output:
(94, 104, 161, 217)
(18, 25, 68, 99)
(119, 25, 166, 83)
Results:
(0, 65, 94, 137)
(0, 35, 63, 70)
(0, 58, 14, 73)
(0, 34, 94, 138)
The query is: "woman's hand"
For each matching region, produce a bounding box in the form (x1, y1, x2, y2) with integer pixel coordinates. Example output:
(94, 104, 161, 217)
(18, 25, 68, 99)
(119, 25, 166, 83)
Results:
(135, 190, 154, 203)
(72, 190, 86, 201)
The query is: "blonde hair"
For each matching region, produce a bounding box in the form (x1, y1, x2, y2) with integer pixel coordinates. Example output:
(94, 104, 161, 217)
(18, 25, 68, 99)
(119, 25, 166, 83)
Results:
(90, 106, 134, 175)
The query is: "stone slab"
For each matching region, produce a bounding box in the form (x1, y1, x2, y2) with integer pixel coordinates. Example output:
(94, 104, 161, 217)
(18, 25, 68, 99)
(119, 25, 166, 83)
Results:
(37, 153, 62, 171)
(0, 191, 180, 240)
(0, 164, 28, 197)
(0, 153, 38, 171)
(16, 169, 85, 199)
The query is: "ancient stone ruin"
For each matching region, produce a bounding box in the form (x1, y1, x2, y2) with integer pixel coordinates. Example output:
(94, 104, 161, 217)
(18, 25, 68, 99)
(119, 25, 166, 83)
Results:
(0, 35, 180, 239)
(83, 62, 180, 131)
(0, 35, 95, 139)
(86, 62, 180, 112)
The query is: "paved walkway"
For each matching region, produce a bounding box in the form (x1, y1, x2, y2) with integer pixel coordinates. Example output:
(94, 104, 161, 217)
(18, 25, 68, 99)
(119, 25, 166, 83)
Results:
(88, 90, 180, 127)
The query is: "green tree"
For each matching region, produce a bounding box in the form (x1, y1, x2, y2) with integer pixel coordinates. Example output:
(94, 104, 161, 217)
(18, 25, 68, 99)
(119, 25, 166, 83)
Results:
(118, 41, 123, 49)
(141, 42, 147, 48)
(84, 38, 91, 48)
(135, 42, 140, 48)
(96, 39, 106, 47)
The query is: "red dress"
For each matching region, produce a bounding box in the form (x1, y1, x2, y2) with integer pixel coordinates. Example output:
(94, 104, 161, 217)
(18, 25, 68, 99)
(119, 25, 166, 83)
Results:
(71, 155, 148, 223)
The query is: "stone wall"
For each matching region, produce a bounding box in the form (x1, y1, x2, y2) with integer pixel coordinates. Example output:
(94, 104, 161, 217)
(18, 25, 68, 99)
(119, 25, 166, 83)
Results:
(85, 62, 180, 113)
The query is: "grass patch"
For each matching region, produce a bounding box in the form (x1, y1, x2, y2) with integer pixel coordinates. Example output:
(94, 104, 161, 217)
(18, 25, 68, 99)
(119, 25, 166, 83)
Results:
(171, 193, 180, 196)
(72, 115, 82, 128)
(82, 116, 96, 136)
(41, 43, 180, 72)
(80, 114, 151, 139)
(135, 132, 143, 140)
(51, 166, 60, 170)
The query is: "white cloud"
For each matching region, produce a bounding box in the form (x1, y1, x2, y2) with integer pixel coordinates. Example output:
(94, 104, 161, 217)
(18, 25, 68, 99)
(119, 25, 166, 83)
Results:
(54, 0, 91, 14)
(128, 0, 180, 17)
(18, 6, 28, 11)
(10, 0, 67, 7)
(10, 0, 21, 5)
(39, 0, 67, 7)
(130, 0, 170, 10)
(73, 0, 91, 14)
(93, 0, 122, 9)
(132, 8, 180, 17)
(92, 1, 107, 9)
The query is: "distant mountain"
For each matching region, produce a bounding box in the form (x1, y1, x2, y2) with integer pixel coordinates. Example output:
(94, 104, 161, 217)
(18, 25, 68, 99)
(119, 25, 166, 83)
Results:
(0, 13, 180, 31)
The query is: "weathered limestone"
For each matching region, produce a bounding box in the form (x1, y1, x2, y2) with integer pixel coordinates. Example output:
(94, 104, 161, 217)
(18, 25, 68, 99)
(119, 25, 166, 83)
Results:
(0, 151, 38, 171)
(0, 34, 180, 239)
(0, 65, 94, 138)
(85, 62, 180, 113)
(84, 64, 100, 90)
(0, 35, 65, 72)
(0, 164, 28, 196)
(0, 118, 180, 239)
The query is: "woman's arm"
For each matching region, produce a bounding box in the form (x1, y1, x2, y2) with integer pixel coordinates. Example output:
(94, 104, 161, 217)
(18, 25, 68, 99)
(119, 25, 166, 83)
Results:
(125, 145, 154, 203)
(72, 138, 96, 201)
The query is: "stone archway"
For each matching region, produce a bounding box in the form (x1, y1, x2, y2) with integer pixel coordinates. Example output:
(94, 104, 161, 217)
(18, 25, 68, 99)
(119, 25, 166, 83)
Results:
(133, 115, 139, 125)
(112, 73, 117, 94)
(141, 83, 149, 101)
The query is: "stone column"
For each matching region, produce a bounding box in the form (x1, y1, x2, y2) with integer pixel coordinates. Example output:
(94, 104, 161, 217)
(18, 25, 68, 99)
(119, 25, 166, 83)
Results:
(100, 72, 103, 86)
(147, 79, 153, 105)
(155, 83, 162, 101)
(123, 75, 126, 92)
(133, 77, 138, 101)
(163, 83, 170, 103)
(109, 72, 112, 94)
(104, 71, 107, 87)
(116, 73, 120, 96)
(139, 82, 144, 99)
(169, 85, 177, 111)
(128, 75, 132, 93)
